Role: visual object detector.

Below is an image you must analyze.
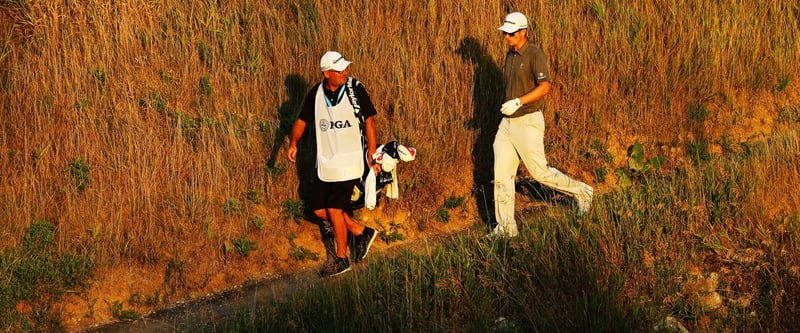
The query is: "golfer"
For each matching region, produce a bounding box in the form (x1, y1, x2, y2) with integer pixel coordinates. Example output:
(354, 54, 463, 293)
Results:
(490, 12, 594, 238)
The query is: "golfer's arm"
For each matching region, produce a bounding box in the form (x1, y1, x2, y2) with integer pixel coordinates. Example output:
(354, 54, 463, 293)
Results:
(518, 81, 551, 106)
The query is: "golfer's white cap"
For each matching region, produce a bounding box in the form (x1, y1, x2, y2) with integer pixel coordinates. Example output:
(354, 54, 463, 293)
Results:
(498, 12, 528, 33)
(319, 51, 352, 72)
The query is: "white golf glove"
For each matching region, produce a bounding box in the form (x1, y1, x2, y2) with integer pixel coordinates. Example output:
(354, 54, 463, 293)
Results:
(500, 98, 522, 116)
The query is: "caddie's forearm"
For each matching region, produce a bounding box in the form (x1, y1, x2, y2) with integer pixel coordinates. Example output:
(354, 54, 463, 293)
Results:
(365, 116, 378, 161)
(288, 119, 306, 147)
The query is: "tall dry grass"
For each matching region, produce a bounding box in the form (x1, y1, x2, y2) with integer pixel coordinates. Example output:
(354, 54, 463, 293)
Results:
(0, 0, 798, 286)
(208, 128, 800, 332)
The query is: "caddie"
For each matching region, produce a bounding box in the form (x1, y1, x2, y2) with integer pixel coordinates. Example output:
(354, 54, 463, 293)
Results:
(287, 51, 380, 276)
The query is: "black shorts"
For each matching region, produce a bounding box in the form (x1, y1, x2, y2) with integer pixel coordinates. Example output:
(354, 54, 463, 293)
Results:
(310, 178, 359, 211)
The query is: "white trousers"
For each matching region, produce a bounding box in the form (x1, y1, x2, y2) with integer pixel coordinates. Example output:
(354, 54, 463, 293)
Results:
(493, 111, 591, 232)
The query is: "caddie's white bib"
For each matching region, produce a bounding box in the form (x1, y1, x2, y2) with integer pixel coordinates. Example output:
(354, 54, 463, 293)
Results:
(314, 84, 364, 182)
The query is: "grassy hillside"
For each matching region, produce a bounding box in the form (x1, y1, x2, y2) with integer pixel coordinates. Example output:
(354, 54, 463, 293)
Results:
(229, 128, 800, 331)
(1, 0, 799, 331)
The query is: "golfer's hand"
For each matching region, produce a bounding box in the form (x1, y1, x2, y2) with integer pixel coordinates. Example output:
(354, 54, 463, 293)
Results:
(500, 98, 522, 116)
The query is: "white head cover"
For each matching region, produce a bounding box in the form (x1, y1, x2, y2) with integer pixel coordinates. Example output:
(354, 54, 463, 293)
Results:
(397, 145, 416, 162)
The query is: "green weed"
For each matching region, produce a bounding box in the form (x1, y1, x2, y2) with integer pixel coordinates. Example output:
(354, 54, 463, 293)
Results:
(92, 67, 106, 86)
(0, 220, 92, 331)
(688, 103, 709, 123)
(774, 78, 790, 92)
(435, 207, 450, 223)
(265, 163, 287, 177)
(443, 195, 465, 209)
(110, 300, 140, 322)
(777, 105, 800, 124)
(378, 221, 406, 245)
(280, 199, 304, 222)
(199, 75, 212, 96)
(687, 139, 711, 165)
(198, 41, 213, 67)
(249, 216, 265, 230)
(286, 233, 318, 262)
(159, 70, 173, 84)
(140, 91, 169, 114)
(164, 258, 186, 295)
(75, 96, 90, 111)
(434, 195, 464, 224)
(230, 235, 257, 257)
(246, 188, 262, 204)
(129, 291, 161, 307)
(203, 219, 214, 239)
(68, 157, 90, 193)
(237, 4, 255, 29)
(615, 142, 665, 188)
(589, 1, 607, 20)
(241, 44, 264, 74)
(222, 197, 243, 215)
(226, 226, 646, 332)
(594, 166, 608, 183)
(36, 94, 53, 112)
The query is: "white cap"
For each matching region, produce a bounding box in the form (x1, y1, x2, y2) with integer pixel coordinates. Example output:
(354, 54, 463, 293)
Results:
(319, 51, 352, 72)
(498, 12, 528, 33)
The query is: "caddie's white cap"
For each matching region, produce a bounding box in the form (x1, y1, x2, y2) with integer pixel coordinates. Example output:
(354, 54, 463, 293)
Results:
(498, 12, 528, 33)
(319, 51, 352, 72)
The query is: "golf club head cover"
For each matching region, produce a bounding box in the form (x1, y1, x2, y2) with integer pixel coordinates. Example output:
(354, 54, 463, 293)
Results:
(380, 140, 400, 159)
(397, 144, 416, 162)
(380, 154, 396, 172)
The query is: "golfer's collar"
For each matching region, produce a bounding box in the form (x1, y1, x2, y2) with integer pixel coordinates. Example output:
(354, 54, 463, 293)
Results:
(515, 41, 531, 53)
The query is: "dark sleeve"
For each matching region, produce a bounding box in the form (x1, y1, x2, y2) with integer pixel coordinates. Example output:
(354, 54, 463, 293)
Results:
(297, 83, 320, 123)
(531, 47, 550, 84)
(354, 81, 378, 118)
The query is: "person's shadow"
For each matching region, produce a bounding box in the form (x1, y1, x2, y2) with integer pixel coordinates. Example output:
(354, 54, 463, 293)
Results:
(274, 75, 342, 266)
(271, 74, 334, 259)
(456, 37, 504, 227)
(269, 74, 323, 211)
(268, 74, 307, 171)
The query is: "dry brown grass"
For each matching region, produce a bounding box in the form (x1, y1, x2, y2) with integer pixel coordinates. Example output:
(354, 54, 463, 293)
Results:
(0, 0, 798, 330)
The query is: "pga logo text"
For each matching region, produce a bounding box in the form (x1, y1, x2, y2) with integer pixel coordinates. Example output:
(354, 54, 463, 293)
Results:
(319, 119, 353, 132)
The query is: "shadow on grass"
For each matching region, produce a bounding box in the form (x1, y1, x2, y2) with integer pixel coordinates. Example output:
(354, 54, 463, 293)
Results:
(455, 37, 504, 229)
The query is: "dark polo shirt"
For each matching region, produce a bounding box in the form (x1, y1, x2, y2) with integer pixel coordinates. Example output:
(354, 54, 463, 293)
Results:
(502, 41, 550, 117)
(298, 79, 377, 124)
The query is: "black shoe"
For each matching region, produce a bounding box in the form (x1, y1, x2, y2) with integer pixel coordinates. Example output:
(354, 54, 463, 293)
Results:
(352, 227, 378, 262)
(321, 256, 351, 277)
(318, 256, 336, 277)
